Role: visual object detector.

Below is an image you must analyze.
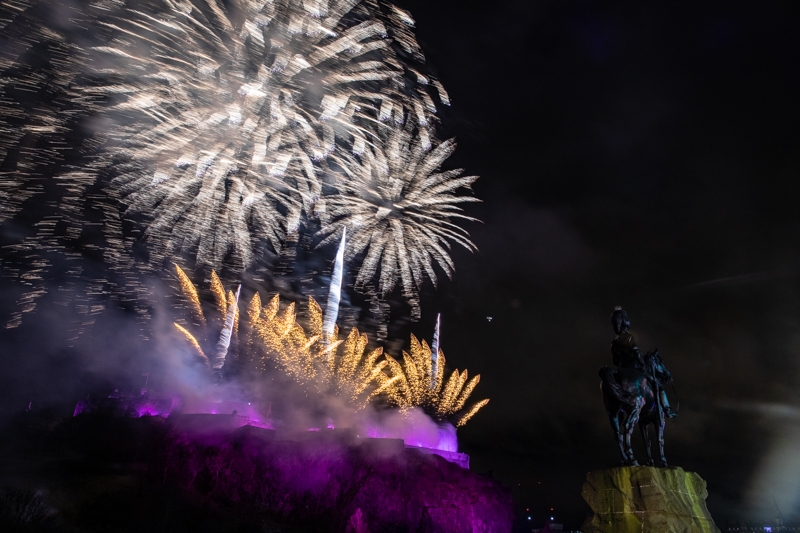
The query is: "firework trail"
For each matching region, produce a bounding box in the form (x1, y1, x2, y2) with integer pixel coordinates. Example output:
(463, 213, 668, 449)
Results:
(174, 322, 209, 365)
(322, 226, 346, 342)
(430, 313, 440, 389)
(318, 127, 479, 317)
(214, 284, 240, 370)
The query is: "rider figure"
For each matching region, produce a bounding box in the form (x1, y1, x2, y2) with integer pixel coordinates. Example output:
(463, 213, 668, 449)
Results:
(611, 307, 677, 419)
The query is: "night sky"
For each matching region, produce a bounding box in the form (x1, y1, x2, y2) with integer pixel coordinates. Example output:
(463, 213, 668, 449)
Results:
(2, 0, 800, 530)
(400, 0, 800, 528)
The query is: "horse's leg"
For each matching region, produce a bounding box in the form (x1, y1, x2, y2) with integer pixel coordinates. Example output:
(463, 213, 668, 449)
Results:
(640, 421, 654, 466)
(623, 398, 644, 466)
(602, 384, 628, 465)
(609, 410, 626, 465)
(658, 413, 668, 467)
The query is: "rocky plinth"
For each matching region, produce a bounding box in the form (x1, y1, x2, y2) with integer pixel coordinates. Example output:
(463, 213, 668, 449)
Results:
(581, 467, 719, 533)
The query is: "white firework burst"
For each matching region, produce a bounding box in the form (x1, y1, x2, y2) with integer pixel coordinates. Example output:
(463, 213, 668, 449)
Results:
(317, 125, 479, 316)
(0, 0, 469, 328)
(85, 0, 449, 271)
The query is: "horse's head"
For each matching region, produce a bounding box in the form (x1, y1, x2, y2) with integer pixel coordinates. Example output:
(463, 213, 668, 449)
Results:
(647, 349, 672, 384)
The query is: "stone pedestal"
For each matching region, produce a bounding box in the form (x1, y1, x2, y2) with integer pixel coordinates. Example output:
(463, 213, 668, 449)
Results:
(581, 466, 719, 533)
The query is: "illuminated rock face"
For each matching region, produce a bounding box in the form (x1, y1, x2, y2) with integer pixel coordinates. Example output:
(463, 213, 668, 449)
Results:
(161, 425, 513, 533)
(581, 467, 720, 533)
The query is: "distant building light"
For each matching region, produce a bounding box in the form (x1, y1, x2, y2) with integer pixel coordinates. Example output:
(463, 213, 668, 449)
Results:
(765, 528, 772, 532)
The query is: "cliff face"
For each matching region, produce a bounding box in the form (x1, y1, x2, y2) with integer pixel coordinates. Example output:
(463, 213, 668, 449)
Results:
(160, 423, 513, 533)
(581, 467, 719, 533)
(21, 414, 511, 532)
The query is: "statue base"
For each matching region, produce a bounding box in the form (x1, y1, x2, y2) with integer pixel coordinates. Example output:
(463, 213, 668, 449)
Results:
(581, 466, 719, 533)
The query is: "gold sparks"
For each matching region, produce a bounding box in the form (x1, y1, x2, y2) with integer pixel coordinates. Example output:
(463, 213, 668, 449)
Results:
(170, 271, 488, 425)
(249, 295, 383, 407)
(455, 399, 490, 428)
(247, 292, 261, 323)
(174, 323, 209, 365)
(175, 264, 205, 327)
(210, 271, 227, 318)
(227, 289, 240, 338)
(170, 268, 238, 370)
(380, 334, 489, 427)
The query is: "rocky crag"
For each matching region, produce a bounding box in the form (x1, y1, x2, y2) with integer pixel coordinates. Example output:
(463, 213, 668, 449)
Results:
(2, 413, 513, 533)
(581, 466, 719, 533)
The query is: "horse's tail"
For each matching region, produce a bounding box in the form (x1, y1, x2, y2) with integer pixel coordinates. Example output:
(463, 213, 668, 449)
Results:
(599, 366, 637, 406)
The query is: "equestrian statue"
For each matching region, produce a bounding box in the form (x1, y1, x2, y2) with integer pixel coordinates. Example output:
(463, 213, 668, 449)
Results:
(599, 307, 677, 467)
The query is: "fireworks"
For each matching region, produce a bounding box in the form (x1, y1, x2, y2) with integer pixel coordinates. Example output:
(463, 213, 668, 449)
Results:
(0, 0, 478, 329)
(381, 333, 488, 427)
(250, 293, 386, 407)
(9, 0, 451, 268)
(171, 268, 487, 425)
(2, 1, 490, 430)
(318, 128, 479, 316)
(172, 265, 389, 405)
(249, 295, 488, 425)
(173, 264, 238, 371)
(174, 322, 209, 365)
(322, 227, 347, 341)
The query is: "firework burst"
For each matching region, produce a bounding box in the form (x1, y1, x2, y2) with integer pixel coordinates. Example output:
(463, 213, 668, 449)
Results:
(0, 0, 476, 329)
(82, 0, 451, 272)
(249, 293, 387, 407)
(381, 333, 488, 427)
(318, 127, 479, 316)
(172, 264, 389, 406)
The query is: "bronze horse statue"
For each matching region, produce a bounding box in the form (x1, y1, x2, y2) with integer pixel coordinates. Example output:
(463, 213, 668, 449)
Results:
(599, 350, 673, 466)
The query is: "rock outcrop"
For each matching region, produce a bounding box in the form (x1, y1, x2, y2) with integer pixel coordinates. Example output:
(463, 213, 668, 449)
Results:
(581, 466, 719, 533)
(161, 424, 513, 533)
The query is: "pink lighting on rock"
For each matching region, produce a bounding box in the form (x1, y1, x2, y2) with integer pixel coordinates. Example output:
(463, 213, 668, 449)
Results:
(366, 408, 458, 452)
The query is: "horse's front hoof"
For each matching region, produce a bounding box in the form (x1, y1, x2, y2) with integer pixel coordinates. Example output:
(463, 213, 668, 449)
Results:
(646, 460, 655, 467)
(660, 460, 668, 467)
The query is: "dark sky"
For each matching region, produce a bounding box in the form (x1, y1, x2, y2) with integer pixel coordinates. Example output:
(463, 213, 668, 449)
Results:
(2, 0, 800, 529)
(398, 0, 800, 528)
